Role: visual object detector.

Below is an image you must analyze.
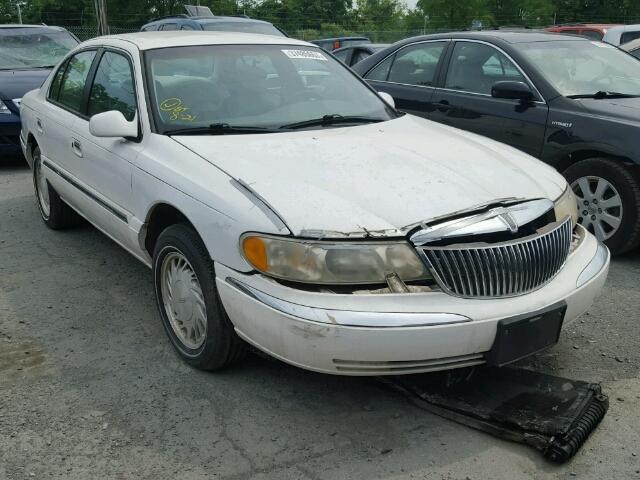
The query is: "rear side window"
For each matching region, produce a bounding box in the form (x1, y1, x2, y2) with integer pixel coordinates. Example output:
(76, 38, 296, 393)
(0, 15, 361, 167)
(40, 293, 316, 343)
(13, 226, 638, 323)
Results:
(48, 60, 68, 101)
(333, 49, 349, 63)
(365, 55, 394, 81)
(161, 23, 178, 31)
(56, 50, 97, 113)
(387, 42, 446, 86)
(630, 48, 640, 59)
(87, 51, 137, 121)
(580, 30, 603, 40)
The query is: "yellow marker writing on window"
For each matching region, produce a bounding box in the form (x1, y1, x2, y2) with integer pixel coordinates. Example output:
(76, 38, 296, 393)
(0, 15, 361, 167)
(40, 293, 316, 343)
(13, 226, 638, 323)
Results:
(160, 98, 197, 122)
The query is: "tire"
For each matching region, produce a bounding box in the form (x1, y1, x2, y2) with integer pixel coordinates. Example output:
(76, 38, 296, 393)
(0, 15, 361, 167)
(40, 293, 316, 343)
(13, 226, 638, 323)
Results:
(153, 224, 246, 371)
(564, 157, 640, 255)
(32, 146, 79, 230)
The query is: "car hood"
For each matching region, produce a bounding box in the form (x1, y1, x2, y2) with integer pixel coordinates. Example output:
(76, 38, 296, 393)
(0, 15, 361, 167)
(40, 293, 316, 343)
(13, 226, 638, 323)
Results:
(575, 96, 640, 123)
(173, 115, 566, 236)
(0, 68, 50, 101)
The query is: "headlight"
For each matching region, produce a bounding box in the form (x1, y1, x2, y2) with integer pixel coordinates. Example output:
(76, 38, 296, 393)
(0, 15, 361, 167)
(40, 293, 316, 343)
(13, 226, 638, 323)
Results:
(0, 101, 11, 115)
(241, 234, 431, 284)
(554, 185, 578, 226)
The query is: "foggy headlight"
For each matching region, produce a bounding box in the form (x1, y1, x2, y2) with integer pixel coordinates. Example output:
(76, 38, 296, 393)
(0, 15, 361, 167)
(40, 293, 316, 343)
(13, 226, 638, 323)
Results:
(241, 234, 431, 284)
(554, 185, 578, 226)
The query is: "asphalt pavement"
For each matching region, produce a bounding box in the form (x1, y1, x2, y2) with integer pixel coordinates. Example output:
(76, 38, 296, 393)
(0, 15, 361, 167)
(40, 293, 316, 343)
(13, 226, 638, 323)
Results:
(1, 158, 639, 480)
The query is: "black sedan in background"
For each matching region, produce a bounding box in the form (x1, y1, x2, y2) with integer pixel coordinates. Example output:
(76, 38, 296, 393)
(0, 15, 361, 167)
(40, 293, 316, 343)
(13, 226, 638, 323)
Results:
(353, 31, 640, 254)
(0, 25, 78, 158)
(332, 43, 390, 67)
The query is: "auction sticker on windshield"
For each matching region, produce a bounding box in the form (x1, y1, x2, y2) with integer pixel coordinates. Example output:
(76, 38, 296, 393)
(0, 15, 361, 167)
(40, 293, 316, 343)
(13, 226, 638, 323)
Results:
(282, 49, 327, 61)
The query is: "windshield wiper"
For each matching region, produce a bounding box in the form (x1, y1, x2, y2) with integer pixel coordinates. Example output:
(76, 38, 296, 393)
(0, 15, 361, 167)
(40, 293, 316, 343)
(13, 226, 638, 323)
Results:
(163, 123, 277, 136)
(567, 91, 640, 99)
(279, 114, 385, 130)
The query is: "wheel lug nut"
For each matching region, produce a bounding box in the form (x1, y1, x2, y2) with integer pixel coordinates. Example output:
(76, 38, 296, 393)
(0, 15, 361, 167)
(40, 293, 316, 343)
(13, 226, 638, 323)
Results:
(593, 199, 598, 204)
(582, 210, 588, 215)
(598, 209, 602, 213)
(583, 200, 589, 206)
(591, 215, 596, 221)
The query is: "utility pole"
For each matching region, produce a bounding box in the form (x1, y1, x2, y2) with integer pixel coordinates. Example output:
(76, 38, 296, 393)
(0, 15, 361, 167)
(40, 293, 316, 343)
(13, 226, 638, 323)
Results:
(16, 2, 23, 24)
(94, 0, 109, 36)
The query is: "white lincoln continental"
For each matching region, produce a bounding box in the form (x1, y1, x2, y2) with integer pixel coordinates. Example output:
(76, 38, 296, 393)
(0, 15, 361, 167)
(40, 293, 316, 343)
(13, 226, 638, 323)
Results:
(20, 32, 610, 375)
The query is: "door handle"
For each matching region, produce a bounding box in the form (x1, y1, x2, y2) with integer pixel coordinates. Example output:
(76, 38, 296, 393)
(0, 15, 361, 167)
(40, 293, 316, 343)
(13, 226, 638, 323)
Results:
(36, 118, 44, 134)
(71, 138, 83, 158)
(436, 100, 451, 112)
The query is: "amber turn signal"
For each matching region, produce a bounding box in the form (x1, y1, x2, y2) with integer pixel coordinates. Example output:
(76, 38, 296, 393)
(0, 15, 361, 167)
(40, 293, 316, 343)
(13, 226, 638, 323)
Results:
(242, 236, 269, 271)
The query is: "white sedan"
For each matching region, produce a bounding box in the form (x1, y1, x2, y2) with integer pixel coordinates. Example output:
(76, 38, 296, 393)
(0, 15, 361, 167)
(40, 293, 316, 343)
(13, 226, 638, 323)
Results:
(20, 32, 610, 375)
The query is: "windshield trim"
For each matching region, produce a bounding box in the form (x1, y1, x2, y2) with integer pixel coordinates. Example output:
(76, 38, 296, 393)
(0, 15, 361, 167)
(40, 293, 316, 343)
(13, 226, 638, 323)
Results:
(142, 43, 399, 136)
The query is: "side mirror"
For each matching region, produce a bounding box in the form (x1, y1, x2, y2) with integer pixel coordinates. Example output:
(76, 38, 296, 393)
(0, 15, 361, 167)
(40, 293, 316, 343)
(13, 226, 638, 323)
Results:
(89, 110, 138, 139)
(378, 91, 395, 108)
(491, 81, 535, 102)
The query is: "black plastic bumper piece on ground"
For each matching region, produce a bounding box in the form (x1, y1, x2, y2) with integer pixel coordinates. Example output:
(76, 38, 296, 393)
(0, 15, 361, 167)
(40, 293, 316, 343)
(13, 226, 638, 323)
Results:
(380, 367, 608, 463)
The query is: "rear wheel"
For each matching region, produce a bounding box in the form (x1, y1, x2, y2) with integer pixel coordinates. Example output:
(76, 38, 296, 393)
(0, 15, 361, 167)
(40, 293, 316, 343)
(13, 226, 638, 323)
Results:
(153, 224, 246, 371)
(32, 146, 78, 229)
(564, 157, 640, 255)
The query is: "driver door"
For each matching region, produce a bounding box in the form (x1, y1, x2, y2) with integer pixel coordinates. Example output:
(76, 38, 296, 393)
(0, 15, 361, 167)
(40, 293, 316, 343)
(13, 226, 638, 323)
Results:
(71, 49, 143, 250)
(430, 41, 549, 158)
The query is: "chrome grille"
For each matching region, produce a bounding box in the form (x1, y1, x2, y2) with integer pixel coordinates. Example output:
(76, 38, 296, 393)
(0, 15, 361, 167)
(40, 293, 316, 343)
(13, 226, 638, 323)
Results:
(419, 218, 573, 298)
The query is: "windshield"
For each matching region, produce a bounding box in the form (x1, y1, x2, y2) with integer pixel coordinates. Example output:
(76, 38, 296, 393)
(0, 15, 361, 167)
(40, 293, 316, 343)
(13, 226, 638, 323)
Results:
(517, 40, 640, 97)
(145, 44, 395, 133)
(0, 29, 78, 70)
(201, 22, 284, 37)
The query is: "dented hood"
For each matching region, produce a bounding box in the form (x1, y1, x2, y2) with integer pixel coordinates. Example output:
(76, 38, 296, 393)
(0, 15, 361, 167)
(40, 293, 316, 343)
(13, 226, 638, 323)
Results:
(173, 115, 567, 236)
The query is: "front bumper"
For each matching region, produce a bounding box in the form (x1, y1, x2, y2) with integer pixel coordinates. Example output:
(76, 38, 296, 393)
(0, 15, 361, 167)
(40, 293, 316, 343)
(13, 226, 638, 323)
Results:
(0, 114, 22, 156)
(216, 226, 609, 375)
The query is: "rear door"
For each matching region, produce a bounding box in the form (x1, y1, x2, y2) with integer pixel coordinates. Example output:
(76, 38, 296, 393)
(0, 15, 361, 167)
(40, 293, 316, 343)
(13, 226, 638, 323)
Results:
(40, 49, 97, 178)
(363, 41, 449, 118)
(429, 40, 549, 158)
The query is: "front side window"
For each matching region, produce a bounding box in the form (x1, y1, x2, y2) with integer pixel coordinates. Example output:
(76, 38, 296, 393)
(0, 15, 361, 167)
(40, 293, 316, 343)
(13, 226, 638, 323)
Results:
(621, 31, 640, 44)
(387, 42, 446, 86)
(352, 49, 371, 64)
(87, 51, 136, 121)
(517, 40, 640, 97)
(445, 42, 526, 95)
(161, 23, 178, 31)
(630, 48, 640, 60)
(145, 44, 395, 132)
(57, 50, 97, 113)
(0, 28, 78, 70)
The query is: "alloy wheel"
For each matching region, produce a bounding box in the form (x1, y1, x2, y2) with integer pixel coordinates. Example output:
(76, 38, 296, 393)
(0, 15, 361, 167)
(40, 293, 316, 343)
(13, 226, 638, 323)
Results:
(571, 176, 623, 241)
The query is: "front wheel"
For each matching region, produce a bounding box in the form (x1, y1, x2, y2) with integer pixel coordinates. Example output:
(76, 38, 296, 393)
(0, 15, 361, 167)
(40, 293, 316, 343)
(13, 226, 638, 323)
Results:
(564, 157, 640, 255)
(153, 224, 246, 371)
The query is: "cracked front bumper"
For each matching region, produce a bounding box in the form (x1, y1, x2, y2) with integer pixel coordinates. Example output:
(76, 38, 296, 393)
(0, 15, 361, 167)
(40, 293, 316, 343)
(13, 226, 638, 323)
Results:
(216, 227, 609, 375)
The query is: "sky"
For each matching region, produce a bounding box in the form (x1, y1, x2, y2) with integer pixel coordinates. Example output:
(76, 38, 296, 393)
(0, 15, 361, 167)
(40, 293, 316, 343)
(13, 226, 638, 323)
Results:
(403, 0, 419, 8)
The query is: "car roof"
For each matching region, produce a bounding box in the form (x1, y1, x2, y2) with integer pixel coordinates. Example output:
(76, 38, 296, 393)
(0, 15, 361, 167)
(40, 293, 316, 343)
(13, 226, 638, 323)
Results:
(85, 31, 311, 50)
(549, 23, 621, 29)
(144, 15, 273, 27)
(0, 24, 69, 31)
(390, 30, 590, 45)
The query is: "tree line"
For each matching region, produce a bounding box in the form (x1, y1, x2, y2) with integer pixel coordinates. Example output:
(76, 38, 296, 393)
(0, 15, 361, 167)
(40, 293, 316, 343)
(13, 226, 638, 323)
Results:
(3, 0, 640, 41)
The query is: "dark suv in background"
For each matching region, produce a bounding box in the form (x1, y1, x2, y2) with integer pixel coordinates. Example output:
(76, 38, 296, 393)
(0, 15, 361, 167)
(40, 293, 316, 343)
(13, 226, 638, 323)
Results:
(0, 24, 78, 159)
(354, 31, 640, 254)
(140, 14, 285, 36)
